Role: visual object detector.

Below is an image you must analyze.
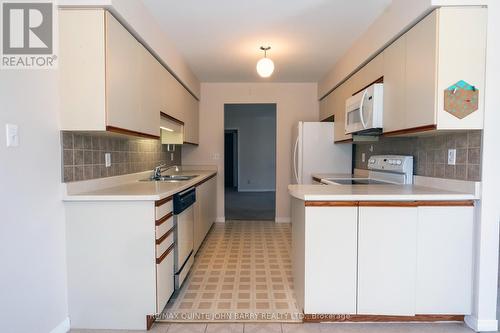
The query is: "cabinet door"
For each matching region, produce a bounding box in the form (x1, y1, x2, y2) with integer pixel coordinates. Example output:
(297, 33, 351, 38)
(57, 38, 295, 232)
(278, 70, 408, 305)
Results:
(358, 206, 417, 315)
(105, 12, 143, 134)
(319, 93, 333, 121)
(140, 48, 161, 137)
(164, 73, 185, 122)
(332, 85, 352, 142)
(416, 206, 473, 314)
(156, 250, 174, 313)
(183, 92, 199, 144)
(382, 36, 406, 133)
(303, 206, 358, 314)
(193, 176, 216, 254)
(405, 11, 438, 129)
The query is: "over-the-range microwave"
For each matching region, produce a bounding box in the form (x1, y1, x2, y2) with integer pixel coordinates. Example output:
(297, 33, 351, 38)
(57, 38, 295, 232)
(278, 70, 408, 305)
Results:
(345, 83, 383, 135)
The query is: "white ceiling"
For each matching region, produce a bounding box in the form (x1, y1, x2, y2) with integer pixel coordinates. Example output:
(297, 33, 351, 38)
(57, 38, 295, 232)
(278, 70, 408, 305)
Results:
(142, 0, 391, 82)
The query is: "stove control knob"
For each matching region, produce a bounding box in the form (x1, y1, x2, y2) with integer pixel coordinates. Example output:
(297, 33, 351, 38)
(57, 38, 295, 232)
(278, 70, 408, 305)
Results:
(396, 160, 402, 165)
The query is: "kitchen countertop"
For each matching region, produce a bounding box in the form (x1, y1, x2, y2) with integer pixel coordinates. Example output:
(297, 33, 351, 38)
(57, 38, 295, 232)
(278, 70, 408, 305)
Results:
(63, 170, 216, 202)
(289, 173, 478, 201)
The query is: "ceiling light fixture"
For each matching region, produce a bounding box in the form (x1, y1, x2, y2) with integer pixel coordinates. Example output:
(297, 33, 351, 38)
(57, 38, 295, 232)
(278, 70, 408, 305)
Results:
(160, 126, 174, 132)
(256, 46, 274, 78)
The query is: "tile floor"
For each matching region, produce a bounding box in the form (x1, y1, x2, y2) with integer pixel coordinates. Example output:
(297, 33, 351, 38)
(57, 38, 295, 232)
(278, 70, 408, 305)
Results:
(160, 221, 300, 322)
(70, 322, 476, 333)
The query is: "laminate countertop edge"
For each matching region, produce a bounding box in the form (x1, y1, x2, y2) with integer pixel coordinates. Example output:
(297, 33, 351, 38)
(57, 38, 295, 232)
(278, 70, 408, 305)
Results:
(63, 171, 217, 202)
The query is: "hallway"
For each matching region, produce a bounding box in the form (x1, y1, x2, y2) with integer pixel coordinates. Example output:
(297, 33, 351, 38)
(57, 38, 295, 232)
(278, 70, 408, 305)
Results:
(225, 188, 276, 220)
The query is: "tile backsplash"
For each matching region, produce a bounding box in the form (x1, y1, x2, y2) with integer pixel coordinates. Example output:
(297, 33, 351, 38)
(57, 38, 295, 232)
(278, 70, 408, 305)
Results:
(354, 131, 482, 181)
(61, 132, 181, 182)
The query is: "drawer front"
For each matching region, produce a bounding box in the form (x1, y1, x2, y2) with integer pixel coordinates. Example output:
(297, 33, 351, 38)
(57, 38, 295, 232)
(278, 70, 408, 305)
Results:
(155, 198, 173, 220)
(156, 214, 174, 239)
(156, 247, 174, 312)
(156, 228, 174, 258)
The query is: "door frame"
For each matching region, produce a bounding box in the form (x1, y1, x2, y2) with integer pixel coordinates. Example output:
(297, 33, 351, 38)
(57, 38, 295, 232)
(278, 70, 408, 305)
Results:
(224, 128, 240, 191)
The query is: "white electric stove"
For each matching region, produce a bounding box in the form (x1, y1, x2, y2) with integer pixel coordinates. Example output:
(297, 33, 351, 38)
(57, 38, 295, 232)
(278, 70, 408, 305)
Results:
(321, 155, 414, 185)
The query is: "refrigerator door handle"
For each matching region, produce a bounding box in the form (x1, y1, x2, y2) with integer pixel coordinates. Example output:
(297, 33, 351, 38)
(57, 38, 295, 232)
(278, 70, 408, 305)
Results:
(293, 135, 300, 184)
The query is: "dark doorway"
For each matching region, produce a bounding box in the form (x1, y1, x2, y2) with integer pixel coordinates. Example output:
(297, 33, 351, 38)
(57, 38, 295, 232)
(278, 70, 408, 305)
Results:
(224, 130, 238, 188)
(224, 104, 276, 221)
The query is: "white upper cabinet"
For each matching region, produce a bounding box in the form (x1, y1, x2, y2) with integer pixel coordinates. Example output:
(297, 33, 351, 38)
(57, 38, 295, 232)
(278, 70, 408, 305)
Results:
(59, 9, 199, 142)
(323, 7, 486, 138)
(382, 36, 407, 133)
(105, 12, 159, 137)
(383, 7, 486, 134)
(404, 11, 438, 131)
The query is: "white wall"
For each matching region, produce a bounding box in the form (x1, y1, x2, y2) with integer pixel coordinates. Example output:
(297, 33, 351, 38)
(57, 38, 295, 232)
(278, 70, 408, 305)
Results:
(463, 1, 500, 331)
(0, 71, 69, 332)
(58, 0, 201, 98)
(224, 104, 276, 192)
(182, 83, 318, 222)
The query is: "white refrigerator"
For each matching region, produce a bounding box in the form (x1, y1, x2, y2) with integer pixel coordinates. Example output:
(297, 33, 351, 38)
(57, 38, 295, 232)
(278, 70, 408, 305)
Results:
(292, 122, 352, 184)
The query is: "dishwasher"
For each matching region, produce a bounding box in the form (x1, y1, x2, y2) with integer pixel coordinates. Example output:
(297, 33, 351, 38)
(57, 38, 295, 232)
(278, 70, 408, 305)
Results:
(173, 187, 195, 289)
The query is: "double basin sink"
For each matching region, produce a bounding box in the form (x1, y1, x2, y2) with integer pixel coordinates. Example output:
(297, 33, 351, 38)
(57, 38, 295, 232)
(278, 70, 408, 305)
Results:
(140, 175, 198, 183)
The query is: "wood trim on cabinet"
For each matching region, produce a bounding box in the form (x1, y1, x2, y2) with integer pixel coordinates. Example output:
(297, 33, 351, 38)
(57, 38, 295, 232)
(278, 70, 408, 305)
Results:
(155, 212, 173, 226)
(160, 112, 184, 125)
(415, 200, 475, 207)
(106, 125, 160, 140)
(312, 176, 322, 183)
(156, 243, 175, 264)
(305, 200, 474, 207)
(146, 314, 155, 330)
(183, 141, 199, 146)
(155, 195, 173, 207)
(305, 201, 358, 207)
(156, 226, 175, 245)
(352, 76, 384, 96)
(321, 115, 334, 122)
(358, 201, 419, 207)
(383, 124, 437, 137)
(334, 138, 354, 144)
(303, 314, 464, 323)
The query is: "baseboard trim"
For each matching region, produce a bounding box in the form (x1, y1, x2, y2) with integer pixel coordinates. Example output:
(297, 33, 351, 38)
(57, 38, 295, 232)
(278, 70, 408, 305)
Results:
(215, 217, 225, 223)
(50, 317, 70, 333)
(465, 314, 498, 332)
(275, 217, 291, 223)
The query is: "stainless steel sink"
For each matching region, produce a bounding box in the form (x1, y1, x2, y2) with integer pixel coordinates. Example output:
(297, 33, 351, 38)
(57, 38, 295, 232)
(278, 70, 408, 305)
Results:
(140, 175, 198, 182)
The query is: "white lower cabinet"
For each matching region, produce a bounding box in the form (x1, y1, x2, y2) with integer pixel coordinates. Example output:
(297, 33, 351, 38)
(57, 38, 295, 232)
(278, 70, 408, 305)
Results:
(416, 206, 474, 314)
(156, 250, 174, 313)
(194, 176, 217, 254)
(304, 206, 358, 314)
(292, 201, 474, 317)
(357, 206, 417, 315)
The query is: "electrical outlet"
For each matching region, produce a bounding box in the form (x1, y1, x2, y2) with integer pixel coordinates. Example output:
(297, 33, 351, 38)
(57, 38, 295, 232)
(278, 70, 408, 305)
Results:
(105, 153, 111, 167)
(447, 149, 456, 165)
(362, 153, 366, 163)
(211, 153, 220, 160)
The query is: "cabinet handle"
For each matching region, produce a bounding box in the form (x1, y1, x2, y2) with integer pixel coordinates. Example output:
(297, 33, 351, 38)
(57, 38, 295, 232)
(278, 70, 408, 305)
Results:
(155, 212, 173, 226)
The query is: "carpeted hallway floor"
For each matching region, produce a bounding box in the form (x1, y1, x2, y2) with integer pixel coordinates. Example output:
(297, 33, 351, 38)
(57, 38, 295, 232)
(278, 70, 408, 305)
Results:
(225, 187, 275, 220)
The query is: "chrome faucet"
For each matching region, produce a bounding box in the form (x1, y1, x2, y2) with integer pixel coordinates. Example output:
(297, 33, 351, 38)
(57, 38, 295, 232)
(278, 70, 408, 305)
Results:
(152, 164, 180, 179)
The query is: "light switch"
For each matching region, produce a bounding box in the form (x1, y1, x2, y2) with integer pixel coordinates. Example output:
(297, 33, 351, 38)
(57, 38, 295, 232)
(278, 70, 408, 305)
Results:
(5, 124, 19, 147)
(447, 149, 456, 165)
(105, 153, 111, 167)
